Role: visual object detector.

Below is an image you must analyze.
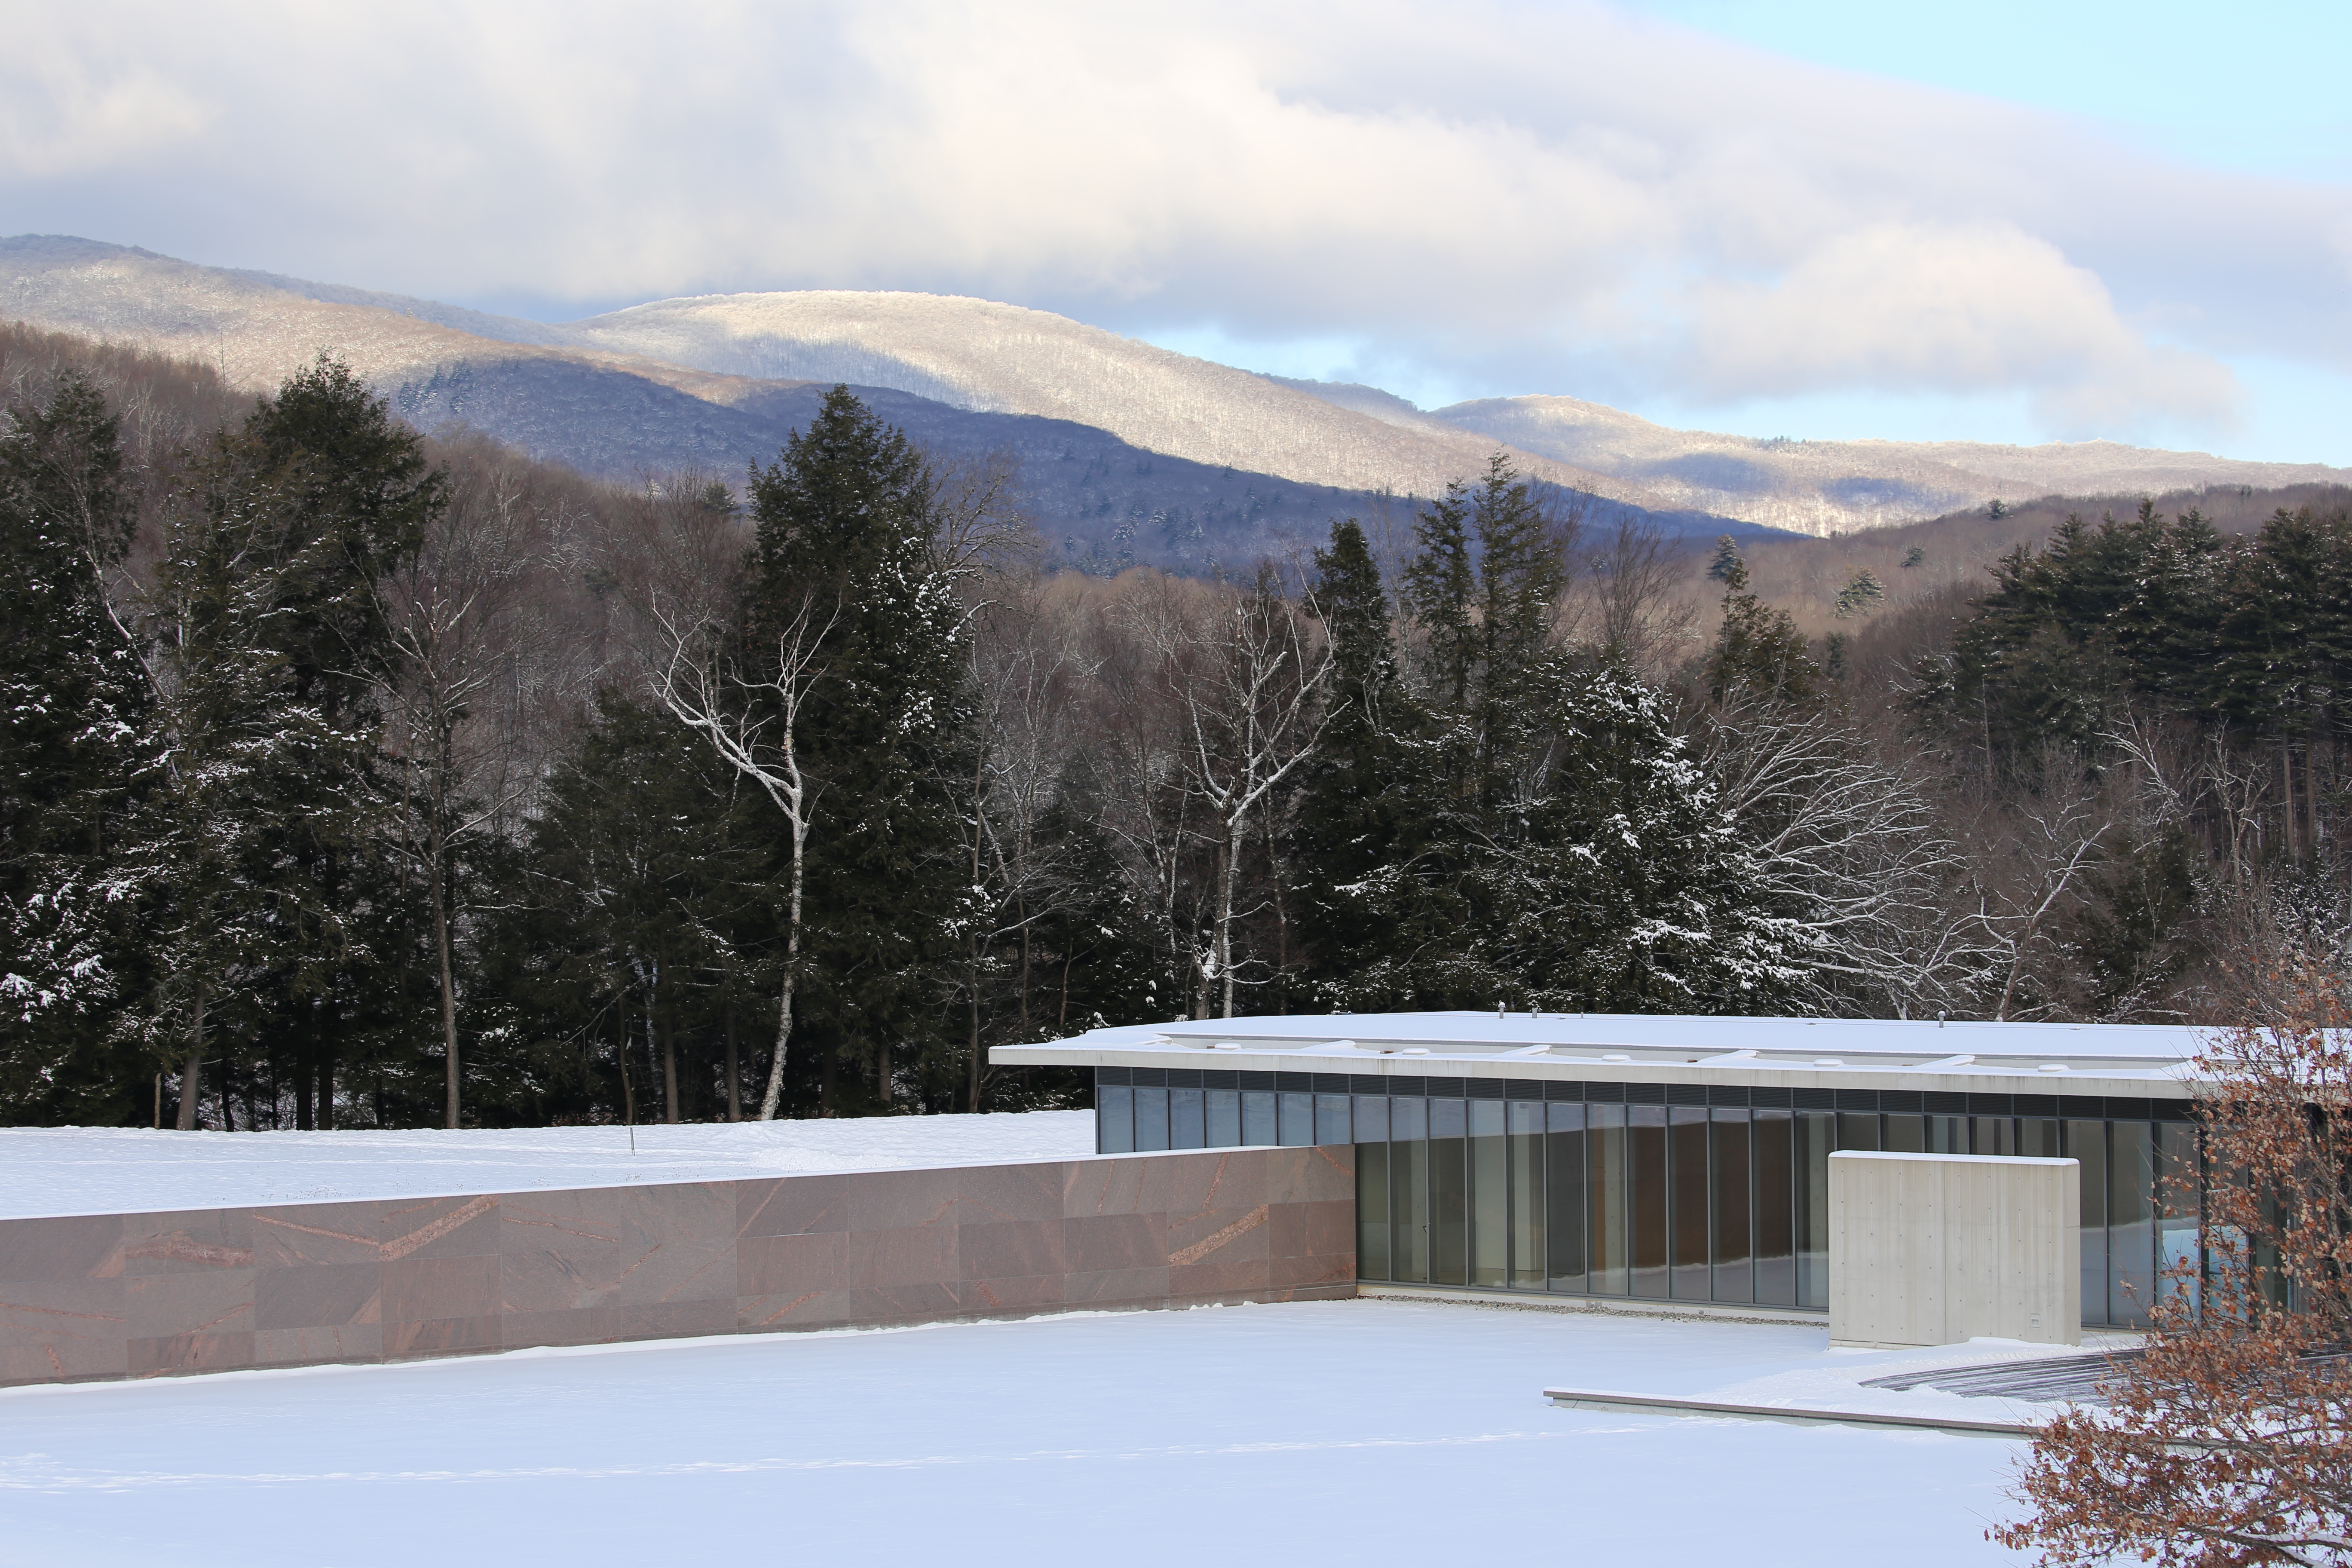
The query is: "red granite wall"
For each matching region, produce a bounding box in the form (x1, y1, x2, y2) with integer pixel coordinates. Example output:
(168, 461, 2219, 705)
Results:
(0, 1144, 1355, 1387)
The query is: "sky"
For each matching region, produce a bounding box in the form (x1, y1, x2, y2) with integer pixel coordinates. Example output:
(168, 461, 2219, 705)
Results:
(4, 0, 2349, 463)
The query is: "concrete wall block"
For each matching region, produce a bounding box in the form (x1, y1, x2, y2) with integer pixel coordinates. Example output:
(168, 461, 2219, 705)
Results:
(1829, 1151, 2079, 1348)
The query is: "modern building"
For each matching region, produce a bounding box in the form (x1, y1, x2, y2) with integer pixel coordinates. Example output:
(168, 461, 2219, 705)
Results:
(993, 1012, 2207, 1330)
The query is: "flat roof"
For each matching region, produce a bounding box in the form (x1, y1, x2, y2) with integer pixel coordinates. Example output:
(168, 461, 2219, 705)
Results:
(991, 1012, 2215, 1099)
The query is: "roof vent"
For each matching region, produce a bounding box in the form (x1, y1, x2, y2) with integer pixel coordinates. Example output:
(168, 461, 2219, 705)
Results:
(2039, 1063, 2069, 1073)
(1401, 1047, 1430, 1057)
(1603, 1053, 1631, 1062)
(1814, 1058, 1843, 1067)
(1211, 1042, 1242, 1051)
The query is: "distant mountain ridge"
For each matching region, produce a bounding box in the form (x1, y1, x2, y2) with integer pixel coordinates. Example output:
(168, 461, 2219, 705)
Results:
(9, 234, 2330, 550)
(1, 236, 1768, 570)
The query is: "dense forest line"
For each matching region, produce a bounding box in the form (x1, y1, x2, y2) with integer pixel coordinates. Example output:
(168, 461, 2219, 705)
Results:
(3, 324, 2349, 1130)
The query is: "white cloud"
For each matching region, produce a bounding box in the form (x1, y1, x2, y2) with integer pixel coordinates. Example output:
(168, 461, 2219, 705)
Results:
(4, 0, 2347, 443)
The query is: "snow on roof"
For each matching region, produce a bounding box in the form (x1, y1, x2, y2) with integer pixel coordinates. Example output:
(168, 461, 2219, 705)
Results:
(994, 1011, 2216, 1094)
(0, 1111, 1095, 1223)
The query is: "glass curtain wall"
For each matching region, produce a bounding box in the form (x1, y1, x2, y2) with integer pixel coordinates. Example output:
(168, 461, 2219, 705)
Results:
(1093, 1068, 2196, 1326)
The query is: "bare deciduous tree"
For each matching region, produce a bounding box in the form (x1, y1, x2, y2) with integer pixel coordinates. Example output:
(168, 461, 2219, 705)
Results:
(380, 457, 547, 1128)
(650, 595, 836, 1121)
(1162, 567, 1334, 1019)
(1999, 975, 2352, 1565)
(1701, 698, 1987, 1012)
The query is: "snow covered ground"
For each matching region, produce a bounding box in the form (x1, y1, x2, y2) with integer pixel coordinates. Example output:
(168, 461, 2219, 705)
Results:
(0, 1298, 2051, 1568)
(0, 1112, 1096, 1220)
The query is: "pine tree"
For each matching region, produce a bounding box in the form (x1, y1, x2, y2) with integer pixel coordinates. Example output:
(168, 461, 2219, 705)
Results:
(1295, 520, 1415, 973)
(737, 387, 972, 1113)
(482, 693, 766, 1127)
(0, 372, 149, 1115)
(1706, 535, 1743, 582)
(1482, 660, 1798, 1010)
(1832, 568, 1885, 619)
(152, 355, 443, 1128)
(1706, 556, 1819, 707)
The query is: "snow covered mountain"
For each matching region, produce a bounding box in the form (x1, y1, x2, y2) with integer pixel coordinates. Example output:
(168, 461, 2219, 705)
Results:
(1418, 393, 2349, 538)
(8, 235, 2335, 544)
(0, 237, 1658, 508)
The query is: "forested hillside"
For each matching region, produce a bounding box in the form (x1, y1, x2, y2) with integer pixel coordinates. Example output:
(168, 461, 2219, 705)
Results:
(4, 326, 2347, 1131)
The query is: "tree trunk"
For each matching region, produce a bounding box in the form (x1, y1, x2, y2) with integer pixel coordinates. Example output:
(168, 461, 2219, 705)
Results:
(1017, 906, 1031, 1036)
(2283, 734, 2299, 861)
(757, 832, 806, 1121)
(661, 1008, 679, 1125)
(176, 989, 205, 1131)
(1217, 825, 1240, 1019)
(724, 1004, 741, 1123)
(432, 838, 461, 1130)
(618, 999, 635, 1126)
(967, 952, 984, 1114)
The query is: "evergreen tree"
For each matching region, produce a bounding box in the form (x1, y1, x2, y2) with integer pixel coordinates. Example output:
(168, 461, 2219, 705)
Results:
(1832, 568, 1885, 619)
(0, 373, 149, 1115)
(478, 693, 766, 1127)
(1706, 536, 1743, 582)
(738, 387, 973, 1113)
(1706, 556, 1819, 707)
(1294, 520, 1415, 972)
(153, 355, 443, 1127)
(1483, 660, 1798, 1010)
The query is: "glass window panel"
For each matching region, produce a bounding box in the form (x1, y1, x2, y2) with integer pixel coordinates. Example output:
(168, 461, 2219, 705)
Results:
(1545, 1103, 1585, 1292)
(1630, 1105, 1669, 1299)
(1391, 1096, 1427, 1142)
(2156, 1121, 2199, 1314)
(1836, 1113, 1881, 1152)
(1391, 1132, 1429, 1283)
(1712, 1109, 1753, 1304)
(1587, 1103, 1628, 1295)
(1752, 1108, 1795, 1306)
(1134, 1087, 1170, 1152)
(1507, 1103, 1545, 1289)
(1241, 1090, 1276, 1147)
(1927, 1115, 1965, 1154)
(1206, 1089, 1241, 1147)
(1099, 1085, 1135, 1154)
(1357, 1141, 1391, 1280)
(1795, 1111, 1833, 1308)
(1872, 1114, 1929, 1152)
(1670, 1106, 1710, 1300)
(1170, 1087, 1205, 1150)
(1469, 1099, 1508, 1288)
(1278, 1091, 1314, 1147)
(1430, 1112, 1469, 1287)
(2018, 1118, 2061, 1158)
(1972, 1116, 2015, 1156)
(1316, 1093, 1352, 1146)
(2069, 1119, 2109, 1326)
(1353, 1095, 1390, 1142)
(1882, 1114, 1926, 1154)
(2110, 1121, 2155, 1328)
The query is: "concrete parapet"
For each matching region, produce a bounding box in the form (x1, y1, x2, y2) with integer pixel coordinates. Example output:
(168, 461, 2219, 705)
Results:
(0, 1143, 1357, 1388)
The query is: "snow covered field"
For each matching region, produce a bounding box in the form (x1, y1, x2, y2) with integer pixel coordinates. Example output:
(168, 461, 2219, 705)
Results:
(0, 1298, 2044, 1568)
(0, 1112, 1096, 1220)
